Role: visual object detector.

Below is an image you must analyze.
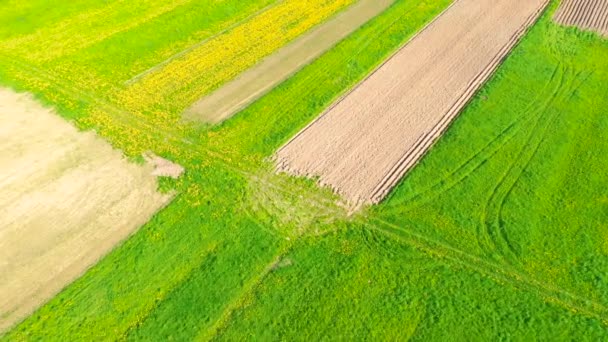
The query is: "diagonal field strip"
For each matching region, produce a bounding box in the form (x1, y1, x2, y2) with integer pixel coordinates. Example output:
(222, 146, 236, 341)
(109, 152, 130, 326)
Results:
(553, 0, 608, 37)
(274, 0, 551, 208)
(2, 51, 608, 327)
(184, 0, 396, 124)
(123, 0, 284, 85)
(119, 0, 355, 114)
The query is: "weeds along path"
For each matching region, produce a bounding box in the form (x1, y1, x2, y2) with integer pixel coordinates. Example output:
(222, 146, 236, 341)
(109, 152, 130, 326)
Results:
(118, 0, 356, 117)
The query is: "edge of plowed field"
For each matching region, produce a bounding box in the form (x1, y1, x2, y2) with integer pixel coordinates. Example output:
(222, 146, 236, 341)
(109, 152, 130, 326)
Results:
(274, 1, 458, 155)
(368, 0, 551, 205)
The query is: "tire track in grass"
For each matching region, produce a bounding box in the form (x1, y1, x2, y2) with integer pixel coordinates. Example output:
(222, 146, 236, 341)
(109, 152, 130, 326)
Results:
(198, 242, 297, 341)
(476, 68, 568, 260)
(0, 53, 195, 150)
(274, 0, 551, 207)
(380, 64, 564, 214)
(480, 68, 591, 264)
(366, 218, 608, 326)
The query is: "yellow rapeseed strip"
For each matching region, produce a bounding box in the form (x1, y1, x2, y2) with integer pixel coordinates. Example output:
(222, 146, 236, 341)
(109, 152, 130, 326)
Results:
(119, 0, 355, 119)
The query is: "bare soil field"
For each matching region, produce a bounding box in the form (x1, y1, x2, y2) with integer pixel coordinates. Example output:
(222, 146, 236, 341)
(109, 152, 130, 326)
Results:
(554, 0, 608, 36)
(185, 0, 396, 124)
(0, 89, 174, 332)
(275, 0, 549, 207)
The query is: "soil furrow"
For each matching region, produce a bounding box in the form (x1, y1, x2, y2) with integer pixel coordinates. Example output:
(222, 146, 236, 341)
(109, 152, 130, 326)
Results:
(553, 0, 608, 37)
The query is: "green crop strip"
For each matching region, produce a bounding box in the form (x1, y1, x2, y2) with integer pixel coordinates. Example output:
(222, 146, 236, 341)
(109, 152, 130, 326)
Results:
(1, 0, 607, 340)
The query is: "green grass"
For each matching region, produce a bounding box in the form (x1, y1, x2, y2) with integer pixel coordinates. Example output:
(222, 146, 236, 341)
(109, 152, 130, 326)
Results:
(216, 228, 608, 340)
(50, 0, 277, 85)
(1, 0, 608, 340)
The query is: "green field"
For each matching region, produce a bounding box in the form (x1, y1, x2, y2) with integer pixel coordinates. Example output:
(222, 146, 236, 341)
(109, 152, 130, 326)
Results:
(1, 0, 607, 340)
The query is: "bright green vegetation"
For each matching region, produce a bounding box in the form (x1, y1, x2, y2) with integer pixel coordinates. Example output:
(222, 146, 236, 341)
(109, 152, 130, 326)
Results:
(1, 0, 607, 340)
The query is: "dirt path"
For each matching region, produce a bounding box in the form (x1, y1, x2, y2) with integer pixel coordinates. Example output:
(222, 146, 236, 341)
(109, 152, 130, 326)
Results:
(554, 0, 608, 37)
(184, 0, 396, 124)
(0, 89, 173, 333)
(274, 0, 550, 208)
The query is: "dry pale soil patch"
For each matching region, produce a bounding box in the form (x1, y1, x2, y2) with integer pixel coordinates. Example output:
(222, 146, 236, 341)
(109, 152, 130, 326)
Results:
(0, 89, 176, 332)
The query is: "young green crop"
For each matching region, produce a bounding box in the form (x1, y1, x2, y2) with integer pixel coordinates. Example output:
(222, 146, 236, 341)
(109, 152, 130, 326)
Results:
(1, 0, 607, 340)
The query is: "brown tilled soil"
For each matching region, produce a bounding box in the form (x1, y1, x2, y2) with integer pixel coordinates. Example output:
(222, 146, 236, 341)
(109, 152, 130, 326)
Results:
(275, 0, 549, 208)
(0, 89, 174, 332)
(185, 0, 396, 124)
(553, 0, 608, 37)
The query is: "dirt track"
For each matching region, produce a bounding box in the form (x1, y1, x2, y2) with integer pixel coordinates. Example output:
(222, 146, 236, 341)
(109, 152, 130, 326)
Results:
(185, 0, 396, 124)
(0, 89, 173, 332)
(554, 0, 608, 37)
(275, 0, 549, 207)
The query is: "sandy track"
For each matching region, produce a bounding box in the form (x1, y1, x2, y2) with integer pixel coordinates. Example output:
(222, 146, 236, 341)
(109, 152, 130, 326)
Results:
(275, 0, 549, 207)
(185, 0, 396, 124)
(0, 89, 173, 332)
(554, 0, 608, 37)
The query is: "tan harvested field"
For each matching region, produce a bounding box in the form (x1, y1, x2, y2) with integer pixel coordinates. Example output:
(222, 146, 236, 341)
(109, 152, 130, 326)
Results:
(0, 89, 174, 332)
(554, 0, 608, 36)
(185, 0, 396, 124)
(275, 0, 549, 207)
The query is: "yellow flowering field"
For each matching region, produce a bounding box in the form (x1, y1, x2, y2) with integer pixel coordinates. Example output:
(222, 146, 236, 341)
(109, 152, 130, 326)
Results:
(119, 0, 355, 119)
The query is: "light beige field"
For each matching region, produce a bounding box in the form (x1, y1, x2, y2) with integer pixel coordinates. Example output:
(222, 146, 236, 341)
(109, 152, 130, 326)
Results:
(185, 0, 396, 124)
(554, 0, 608, 37)
(0, 89, 174, 332)
(275, 0, 549, 207)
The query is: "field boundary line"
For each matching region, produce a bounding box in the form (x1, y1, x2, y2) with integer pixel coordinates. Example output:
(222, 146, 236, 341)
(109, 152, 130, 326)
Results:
(184, 0, 397, 124)
(123, 0, 285, 85)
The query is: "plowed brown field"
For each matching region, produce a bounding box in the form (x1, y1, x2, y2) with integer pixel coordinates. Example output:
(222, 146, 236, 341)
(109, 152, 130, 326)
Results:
(275, 0, 549, 207)
(554, 0, 608, 37)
